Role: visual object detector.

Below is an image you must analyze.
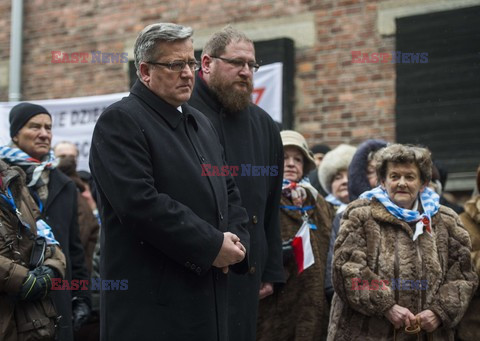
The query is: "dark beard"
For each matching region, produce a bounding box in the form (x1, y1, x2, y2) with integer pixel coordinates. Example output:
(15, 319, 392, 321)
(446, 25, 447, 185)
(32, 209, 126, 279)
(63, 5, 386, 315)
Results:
(209, 71, 253, 114)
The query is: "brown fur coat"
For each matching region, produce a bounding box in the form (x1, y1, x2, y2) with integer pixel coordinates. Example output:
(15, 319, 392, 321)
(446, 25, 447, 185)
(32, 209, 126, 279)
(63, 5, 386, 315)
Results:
(257, 191, 332, 341)
(457, 193, 480, 340)
(327, 198, 478, 341)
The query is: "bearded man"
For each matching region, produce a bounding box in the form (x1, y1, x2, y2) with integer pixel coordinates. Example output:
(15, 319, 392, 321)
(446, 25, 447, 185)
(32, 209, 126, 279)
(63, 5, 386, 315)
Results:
(189, 26, 285, 341)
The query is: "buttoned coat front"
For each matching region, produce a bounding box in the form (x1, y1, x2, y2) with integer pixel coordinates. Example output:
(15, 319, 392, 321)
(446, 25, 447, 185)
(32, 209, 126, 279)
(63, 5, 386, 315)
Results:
(90, 80, 249, 341)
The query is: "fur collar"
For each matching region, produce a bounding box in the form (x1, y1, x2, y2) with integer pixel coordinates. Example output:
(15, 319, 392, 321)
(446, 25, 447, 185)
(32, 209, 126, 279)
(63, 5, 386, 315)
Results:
(370, 198, 414, 238)
(0, 159, 27, 204)
(464, 196, 480, 225)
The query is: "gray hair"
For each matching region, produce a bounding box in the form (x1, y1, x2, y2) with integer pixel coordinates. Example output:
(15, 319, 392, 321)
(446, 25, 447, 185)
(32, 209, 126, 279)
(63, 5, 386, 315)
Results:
(134, 23, 193, 78)
(375, 144, 432, 184)
(202, 25, 253, 58)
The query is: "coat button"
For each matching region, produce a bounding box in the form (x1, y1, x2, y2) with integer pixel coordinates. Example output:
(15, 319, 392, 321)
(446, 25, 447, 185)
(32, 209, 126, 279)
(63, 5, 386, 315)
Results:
(191, 264, 196, 270)
(219, 212, 224, 220)
(196, 268, 202, 274)
(252, 215, 258, 224)
(185, 261, 191, 267)
(249, 266, 256, 274)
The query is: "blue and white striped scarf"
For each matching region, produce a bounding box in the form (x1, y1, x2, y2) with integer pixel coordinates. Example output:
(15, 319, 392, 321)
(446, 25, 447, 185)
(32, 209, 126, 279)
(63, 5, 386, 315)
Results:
(0, 145, 58, 187)
(36, 219, 59, 246)
(360, 186, 440, 240)
(325, 193, 348, 213)
(282, 177, 318, 199)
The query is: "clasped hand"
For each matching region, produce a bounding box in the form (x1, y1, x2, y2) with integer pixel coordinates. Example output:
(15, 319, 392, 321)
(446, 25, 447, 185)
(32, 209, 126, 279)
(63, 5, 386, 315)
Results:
(385, 304, 440, 332)
(213, 232, 246, 274)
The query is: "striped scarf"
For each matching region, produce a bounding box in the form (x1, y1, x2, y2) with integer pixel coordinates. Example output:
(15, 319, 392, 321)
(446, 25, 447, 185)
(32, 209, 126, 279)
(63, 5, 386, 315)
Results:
(282, 178, 318, 200)
(325, 193, 348, 213)
(0, 145, 58, 187)
(36, 219, 59, 246)
(360, 186, 440, 240)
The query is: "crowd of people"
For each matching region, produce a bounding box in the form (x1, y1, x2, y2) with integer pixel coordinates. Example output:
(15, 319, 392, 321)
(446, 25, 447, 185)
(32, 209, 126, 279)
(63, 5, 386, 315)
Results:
(1, 22, 478, 341)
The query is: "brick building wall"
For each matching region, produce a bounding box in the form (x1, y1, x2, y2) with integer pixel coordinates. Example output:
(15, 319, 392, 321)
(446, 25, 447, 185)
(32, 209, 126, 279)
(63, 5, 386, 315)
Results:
(1, 0, 477, 157)
(1, 0, 396, 148)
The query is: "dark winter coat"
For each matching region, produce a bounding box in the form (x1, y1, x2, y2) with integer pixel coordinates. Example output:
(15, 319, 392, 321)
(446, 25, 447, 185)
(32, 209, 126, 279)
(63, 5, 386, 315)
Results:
(257, 190, 332, 341)
(89, 80, 250, 341)
(189, 74, 285, 341)
(4, 164, 90, 341)
(328, 198, 478, 341)
(0, 160, 66, 341)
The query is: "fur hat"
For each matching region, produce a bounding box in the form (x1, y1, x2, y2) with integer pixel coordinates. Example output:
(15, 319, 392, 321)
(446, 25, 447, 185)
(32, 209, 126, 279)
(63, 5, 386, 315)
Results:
(9, 102, 51, 138)
(318, 144, 357, 194)
(348, 139, 387, 201)
(280, 130, 316, 175)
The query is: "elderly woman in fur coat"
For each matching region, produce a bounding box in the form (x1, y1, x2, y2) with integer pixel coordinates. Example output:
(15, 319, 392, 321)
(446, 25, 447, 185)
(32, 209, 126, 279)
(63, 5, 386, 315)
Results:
(328, 144, 478, 341)
(257, 131, 333, 341)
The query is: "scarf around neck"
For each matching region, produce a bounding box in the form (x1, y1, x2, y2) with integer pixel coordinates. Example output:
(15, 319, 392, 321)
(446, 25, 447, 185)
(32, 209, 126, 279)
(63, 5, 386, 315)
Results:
(282, 178, 318, 200)
(360, 185, 440, 240)
(0, 145, 57, 187)
(325, 193, 348, 213)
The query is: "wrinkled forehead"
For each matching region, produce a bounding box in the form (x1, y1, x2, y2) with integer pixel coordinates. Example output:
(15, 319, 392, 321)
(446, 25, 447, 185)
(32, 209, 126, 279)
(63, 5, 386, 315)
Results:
(25, 113, 52, 125)
(386, 161, 420, 175)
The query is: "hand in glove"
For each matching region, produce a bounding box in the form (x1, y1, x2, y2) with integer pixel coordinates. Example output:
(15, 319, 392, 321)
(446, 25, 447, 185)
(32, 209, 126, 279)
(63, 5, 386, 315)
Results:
(19, 265, 58, 301)
(72, 296, 91, 331)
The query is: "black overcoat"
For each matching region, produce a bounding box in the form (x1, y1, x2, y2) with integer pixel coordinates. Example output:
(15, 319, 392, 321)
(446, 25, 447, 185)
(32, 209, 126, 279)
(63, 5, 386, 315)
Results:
(89, 80, 249, 341)
(44, 169, 90, 341)
(189, 75, 285, 341)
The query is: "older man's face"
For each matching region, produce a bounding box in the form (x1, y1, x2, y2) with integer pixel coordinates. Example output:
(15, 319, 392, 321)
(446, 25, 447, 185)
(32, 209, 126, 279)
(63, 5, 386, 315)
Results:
(140, 39, 195, 107)
(13, 114, 52, 160)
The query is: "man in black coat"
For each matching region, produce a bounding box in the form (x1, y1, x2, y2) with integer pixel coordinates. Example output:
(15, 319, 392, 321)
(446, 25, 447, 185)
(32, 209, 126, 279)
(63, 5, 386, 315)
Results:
(89, 23, 249, 341)
(5, 102, 91, 341)
(189, 26, 285, 341)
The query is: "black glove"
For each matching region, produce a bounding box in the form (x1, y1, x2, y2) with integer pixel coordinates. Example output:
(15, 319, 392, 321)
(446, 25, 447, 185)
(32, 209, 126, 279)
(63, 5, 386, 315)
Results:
(72, 296, 91, 331)
(282, 239, 294, 264)
(19, 265, 58, 301)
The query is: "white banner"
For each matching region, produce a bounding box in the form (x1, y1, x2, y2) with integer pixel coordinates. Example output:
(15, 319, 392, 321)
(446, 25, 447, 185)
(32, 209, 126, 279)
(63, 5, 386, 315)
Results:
(0, 93, 128, 170)
(0, 62, 283, 171)
(253, 62, 283, 123)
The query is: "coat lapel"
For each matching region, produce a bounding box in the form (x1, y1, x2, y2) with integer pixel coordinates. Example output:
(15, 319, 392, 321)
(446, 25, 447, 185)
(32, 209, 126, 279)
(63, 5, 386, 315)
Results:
(45, 169, 69, 212)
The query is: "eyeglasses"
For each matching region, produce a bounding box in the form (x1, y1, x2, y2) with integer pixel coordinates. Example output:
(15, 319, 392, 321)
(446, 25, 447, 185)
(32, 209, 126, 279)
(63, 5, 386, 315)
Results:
(147, 60, 200, 72)
(211, 56, 260, 73)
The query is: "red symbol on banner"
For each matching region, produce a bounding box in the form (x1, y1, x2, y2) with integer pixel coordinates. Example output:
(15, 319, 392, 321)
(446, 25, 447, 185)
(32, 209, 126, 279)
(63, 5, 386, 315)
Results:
(252, 87, 265, 105)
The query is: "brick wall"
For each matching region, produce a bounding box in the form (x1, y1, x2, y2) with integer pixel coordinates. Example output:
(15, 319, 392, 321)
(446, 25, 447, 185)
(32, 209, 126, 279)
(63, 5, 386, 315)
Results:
(1, 0, 396, 147)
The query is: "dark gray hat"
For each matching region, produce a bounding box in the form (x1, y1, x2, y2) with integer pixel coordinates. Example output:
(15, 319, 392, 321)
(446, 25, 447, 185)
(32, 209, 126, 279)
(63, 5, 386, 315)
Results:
(9, 102, 51, 138)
